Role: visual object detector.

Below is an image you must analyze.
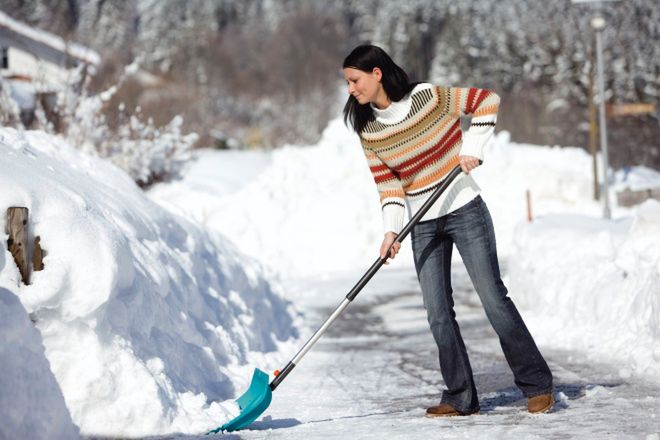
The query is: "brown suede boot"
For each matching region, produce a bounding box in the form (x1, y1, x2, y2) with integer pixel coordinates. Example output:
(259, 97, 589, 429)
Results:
(528, 393, 555, 414)
(426, 403, 479, 418)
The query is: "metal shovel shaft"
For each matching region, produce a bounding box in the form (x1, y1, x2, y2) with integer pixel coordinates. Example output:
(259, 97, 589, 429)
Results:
(269, 165, 464, 391)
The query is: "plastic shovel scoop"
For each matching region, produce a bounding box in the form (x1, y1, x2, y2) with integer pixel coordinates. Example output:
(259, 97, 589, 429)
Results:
(207, 165, 464, 434)
(208, 368, 272, 433)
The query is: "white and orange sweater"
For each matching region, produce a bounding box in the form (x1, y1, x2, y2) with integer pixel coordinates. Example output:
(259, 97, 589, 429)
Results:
(359, 82, 500, 233)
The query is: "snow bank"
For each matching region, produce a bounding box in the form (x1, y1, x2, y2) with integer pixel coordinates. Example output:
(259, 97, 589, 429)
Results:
(474, 131, 614, 253)
(509, 200, 660, 379)
(0, 287, 79, 440)
(0, 128, 299, 437)
(150, 118, 387, 278)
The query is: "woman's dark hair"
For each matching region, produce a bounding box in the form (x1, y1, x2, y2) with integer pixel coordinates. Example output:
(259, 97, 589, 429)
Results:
(342, 44, 417, 134)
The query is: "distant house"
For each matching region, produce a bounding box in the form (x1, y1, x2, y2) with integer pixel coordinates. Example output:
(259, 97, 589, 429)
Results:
(0, 10, 100, 128)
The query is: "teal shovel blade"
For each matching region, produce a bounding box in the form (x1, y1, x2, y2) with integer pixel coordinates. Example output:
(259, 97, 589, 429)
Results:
(208, 368, 273, 434)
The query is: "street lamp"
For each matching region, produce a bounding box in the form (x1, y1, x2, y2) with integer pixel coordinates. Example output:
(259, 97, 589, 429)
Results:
(572, 0, 620, 220)
(591, 14, 611, 219)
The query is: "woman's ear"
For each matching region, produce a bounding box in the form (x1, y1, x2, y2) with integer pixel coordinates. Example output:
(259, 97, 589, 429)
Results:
(372, 67, 383, 81)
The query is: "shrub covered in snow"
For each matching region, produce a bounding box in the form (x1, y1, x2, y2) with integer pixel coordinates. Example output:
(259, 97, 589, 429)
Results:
(0, 60, 197, 188)
(58, 62, 198, 187)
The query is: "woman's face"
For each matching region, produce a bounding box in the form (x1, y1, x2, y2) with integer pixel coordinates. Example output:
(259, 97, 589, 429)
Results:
(343, 67, 383, 105)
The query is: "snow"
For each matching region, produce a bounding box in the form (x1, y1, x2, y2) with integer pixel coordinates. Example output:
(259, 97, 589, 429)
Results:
(1, 112, 660, 438)
(149, 118, 385, 278)
(614, 166, 660, 192)
(0, 127, 299, 437)
(208, 268, 660, 440)
(510, 200, 660, 379)
(0, 287, 79, 440)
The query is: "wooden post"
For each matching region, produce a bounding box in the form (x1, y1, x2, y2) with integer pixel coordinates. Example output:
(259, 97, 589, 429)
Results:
(33, 236, 44, 271)
(526, 190, 533, 222)
(5, 207, 30, 285)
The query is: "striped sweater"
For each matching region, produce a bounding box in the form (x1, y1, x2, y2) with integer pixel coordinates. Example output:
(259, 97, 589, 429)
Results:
(359, 82, 500, 233)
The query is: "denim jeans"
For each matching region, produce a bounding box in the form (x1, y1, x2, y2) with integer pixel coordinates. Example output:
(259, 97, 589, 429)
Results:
(411, 195, 553, 413)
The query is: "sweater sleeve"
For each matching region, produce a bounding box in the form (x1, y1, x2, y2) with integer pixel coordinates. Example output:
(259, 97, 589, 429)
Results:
(362, 144, 406, 234)
(449, 87, 500, 160)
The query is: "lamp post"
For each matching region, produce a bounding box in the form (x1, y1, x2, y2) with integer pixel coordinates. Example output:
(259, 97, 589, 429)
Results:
(591, 14, 611, 220)
(572, 0, 620, 220)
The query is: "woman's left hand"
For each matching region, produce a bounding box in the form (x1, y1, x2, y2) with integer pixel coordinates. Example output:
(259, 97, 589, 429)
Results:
(459, 155, 480, 175)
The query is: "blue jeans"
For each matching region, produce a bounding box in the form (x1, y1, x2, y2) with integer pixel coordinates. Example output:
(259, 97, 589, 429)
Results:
(411, 195, 553, 413)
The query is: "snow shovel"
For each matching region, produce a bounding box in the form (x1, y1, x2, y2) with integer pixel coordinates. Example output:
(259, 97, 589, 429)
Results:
(209, 164, 465, 434)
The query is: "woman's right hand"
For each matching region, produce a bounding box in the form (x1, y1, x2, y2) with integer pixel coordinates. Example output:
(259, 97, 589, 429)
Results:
(380, 231, 401, 264)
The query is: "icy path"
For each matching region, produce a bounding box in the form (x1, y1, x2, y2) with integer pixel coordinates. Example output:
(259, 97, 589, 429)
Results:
(157, 266, 659, 440)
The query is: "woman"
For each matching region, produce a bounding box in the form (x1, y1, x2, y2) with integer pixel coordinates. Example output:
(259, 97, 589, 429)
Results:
(342, 44, 554, 417)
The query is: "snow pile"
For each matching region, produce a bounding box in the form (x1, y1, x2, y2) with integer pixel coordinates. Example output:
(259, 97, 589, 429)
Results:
(473, 131, 611, 251)
(0, 127, 299, 437)
(509, 200, 660, 379)
(150, 117, 386, 277)
(0, 287, 79, 440)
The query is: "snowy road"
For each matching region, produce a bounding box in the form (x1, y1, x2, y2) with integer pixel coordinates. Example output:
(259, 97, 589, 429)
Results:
(159, 265, 659, 440)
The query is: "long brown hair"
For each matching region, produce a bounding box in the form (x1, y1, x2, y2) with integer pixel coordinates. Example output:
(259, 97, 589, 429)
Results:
(342, 45, 418, 134)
